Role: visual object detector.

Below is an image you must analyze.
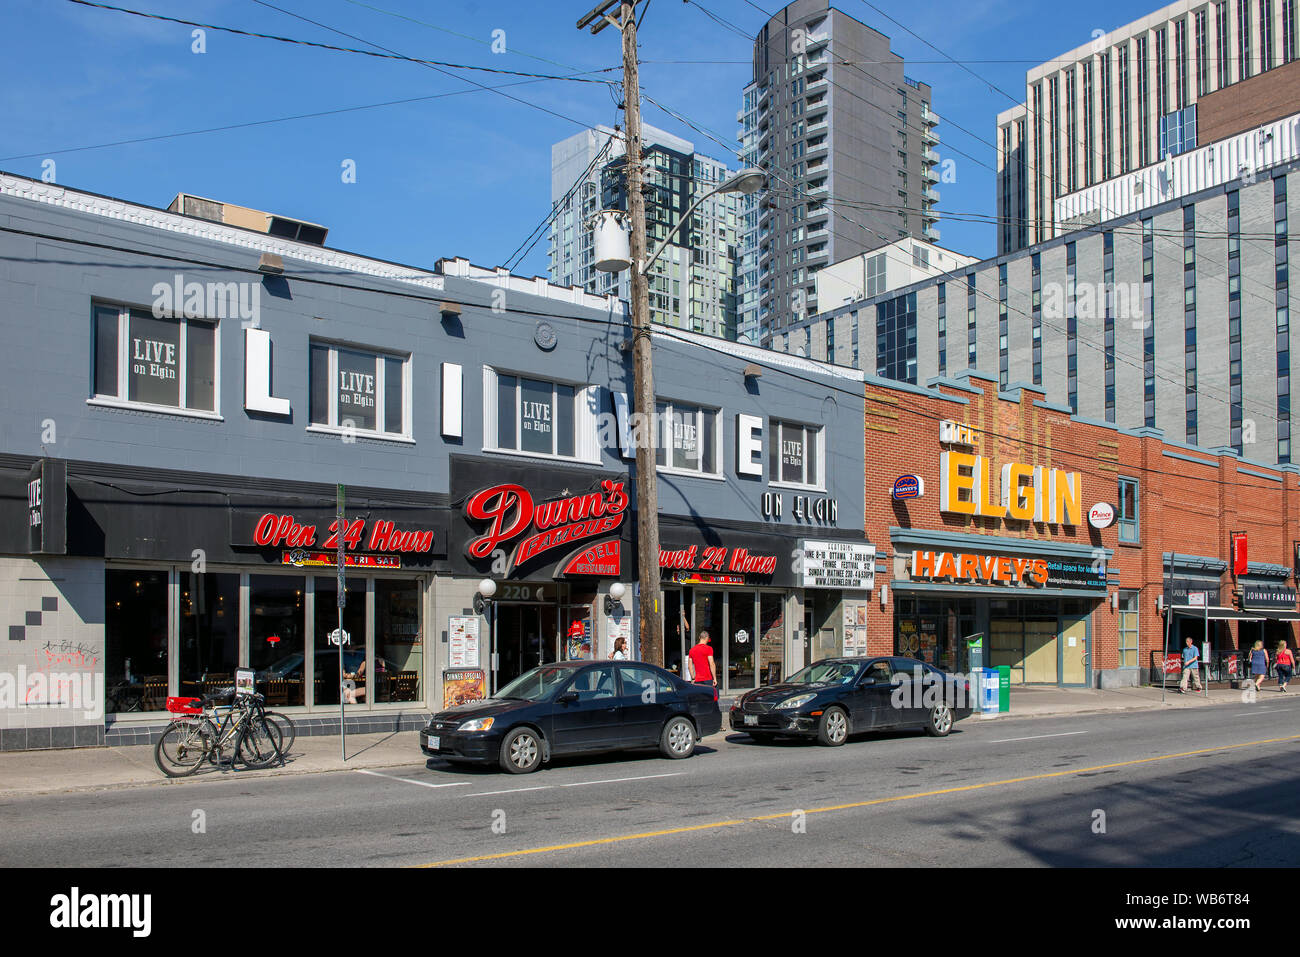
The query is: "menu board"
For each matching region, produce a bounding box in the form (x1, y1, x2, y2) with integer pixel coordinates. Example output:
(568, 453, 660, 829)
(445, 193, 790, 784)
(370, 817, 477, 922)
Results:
(448, 616, 480, 668)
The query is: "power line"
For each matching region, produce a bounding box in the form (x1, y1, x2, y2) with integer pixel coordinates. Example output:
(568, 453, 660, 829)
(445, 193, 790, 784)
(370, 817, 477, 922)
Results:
(0, 72, 613, 164)
(64, 0, 618, 83)
(504, 131, 620, 272)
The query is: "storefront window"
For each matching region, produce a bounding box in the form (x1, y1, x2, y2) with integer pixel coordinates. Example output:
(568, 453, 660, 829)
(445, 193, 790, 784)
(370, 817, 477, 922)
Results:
(178, 572, 240, 698)
(375, 579, 422, 703)
(249, 574, 306, 706)
(759, 593, 785, 684)
(104, 570, 170, 712)
(1118, 591, 1139, 667)
(727, 592, 756, 689)
(314, 578, 368, 706)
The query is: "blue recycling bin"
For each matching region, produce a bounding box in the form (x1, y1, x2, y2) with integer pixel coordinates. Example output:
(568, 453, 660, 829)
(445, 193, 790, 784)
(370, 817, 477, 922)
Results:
(980, 668, 1000, 715)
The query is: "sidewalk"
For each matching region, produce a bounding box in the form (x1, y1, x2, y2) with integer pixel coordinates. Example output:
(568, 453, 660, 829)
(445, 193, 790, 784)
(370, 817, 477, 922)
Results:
(0, 684, 1280, 797)
(992, 683, 1261, 718)
(0, 730, 428, 798)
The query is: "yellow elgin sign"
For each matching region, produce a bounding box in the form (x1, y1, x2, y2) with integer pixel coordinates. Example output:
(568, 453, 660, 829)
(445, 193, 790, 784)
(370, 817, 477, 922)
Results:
(939, 450, 1082, 525)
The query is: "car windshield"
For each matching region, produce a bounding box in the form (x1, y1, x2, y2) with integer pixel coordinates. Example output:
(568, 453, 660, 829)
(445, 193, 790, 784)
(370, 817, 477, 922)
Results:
(783, 661, 864, 685)
(494, 666, 574, 701)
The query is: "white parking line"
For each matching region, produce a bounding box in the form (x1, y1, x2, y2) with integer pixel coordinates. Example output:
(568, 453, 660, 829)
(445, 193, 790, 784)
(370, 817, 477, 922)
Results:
(559, 772, 684, 788)
(354, 769, 471, 790)
(989, 730, 1090, 744)
(467, 771, 686, 798)
(1232, 708, 1288, 716)
(467, 785, 554, 797)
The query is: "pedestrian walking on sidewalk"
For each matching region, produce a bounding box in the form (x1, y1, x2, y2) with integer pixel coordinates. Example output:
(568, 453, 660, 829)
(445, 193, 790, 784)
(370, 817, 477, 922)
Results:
(1179, 636, 1203, 693)
(686, 631, 717, 687)
(1250, 640, 1270, 693)
(1275, 641, 1294, 692)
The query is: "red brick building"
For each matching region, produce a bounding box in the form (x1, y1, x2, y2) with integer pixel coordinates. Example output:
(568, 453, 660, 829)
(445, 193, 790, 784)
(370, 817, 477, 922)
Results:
(862, 370, 1300, 688)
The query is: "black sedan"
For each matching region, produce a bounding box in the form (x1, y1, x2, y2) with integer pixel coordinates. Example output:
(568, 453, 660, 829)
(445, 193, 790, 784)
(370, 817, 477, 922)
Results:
(421, 660, 722, 773)
(730, 656, 973, 746)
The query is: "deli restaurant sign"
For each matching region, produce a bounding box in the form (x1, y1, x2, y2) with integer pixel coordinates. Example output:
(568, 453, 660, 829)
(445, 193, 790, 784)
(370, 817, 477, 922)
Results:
(465, 481, 629, 577)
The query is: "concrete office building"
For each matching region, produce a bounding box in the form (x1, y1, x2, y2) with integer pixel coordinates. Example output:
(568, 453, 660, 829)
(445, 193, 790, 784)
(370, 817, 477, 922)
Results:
(997, 0, 1300, 255)
(772, 155, 1300, 464)
(737, 0, 939, 345)
(548, 125, 741, 339)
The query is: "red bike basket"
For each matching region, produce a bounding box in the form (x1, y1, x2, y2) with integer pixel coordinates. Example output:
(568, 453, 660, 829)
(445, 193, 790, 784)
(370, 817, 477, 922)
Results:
(165, 696, 203, 715)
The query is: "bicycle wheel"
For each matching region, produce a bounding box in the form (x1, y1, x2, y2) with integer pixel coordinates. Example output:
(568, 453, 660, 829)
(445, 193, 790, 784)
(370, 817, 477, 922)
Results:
(261, 711, 296, 756)
(154, 719, 214, 778)
(235, 716, 283, 770)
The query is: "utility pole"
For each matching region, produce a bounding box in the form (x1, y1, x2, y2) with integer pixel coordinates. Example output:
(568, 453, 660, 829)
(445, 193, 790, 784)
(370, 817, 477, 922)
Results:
(578, 0, 662, 665)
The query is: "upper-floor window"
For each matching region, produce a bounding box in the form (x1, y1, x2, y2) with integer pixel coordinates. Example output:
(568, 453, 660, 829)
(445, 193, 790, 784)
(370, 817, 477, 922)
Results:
(92, 303, 217, 414)
(493, 373, 576, 457)
(655, 400, 719, 475)
(769, 420, 821, 487)
(309, 340, 409, 438)
(1118, 477, 1139, 542)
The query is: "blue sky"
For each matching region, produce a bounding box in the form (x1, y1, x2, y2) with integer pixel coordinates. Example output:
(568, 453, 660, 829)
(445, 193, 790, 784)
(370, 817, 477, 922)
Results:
(2, 0, 1152, 276)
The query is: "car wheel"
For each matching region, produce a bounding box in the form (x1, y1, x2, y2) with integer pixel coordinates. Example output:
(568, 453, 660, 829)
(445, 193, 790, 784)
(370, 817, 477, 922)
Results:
(660, 716, 696, 759)
(499, 727, 542, 774)
(925, 705, 954, 737)
(816, 707, 849, 746)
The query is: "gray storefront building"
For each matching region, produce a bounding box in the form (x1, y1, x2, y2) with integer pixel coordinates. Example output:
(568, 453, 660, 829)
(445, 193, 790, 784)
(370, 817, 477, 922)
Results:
(0, 172, 870, 750)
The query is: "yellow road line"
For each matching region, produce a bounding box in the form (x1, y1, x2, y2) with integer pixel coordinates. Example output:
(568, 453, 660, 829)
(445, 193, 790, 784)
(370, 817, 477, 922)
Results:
(418, 734, 1300, 867)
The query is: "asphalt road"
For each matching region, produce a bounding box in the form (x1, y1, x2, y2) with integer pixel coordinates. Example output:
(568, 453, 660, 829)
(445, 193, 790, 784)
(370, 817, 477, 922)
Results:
(4, 699, 1300, 867)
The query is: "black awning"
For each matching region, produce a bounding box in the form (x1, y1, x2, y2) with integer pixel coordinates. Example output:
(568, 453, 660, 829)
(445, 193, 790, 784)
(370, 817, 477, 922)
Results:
(1167, 605, 1267, 621)
(1253, 610, 1300, 621)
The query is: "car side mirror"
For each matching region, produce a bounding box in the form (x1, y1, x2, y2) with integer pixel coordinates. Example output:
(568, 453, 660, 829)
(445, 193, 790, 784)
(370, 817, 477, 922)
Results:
(858, 677, 875, 686)
(557, 691, 579, 705)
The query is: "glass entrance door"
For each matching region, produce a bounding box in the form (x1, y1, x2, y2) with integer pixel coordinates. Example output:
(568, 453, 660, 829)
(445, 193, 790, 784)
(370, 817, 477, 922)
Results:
(727, 592, 757, 691)
(663, 589, 687, 678)
(694, 590, 724, 684)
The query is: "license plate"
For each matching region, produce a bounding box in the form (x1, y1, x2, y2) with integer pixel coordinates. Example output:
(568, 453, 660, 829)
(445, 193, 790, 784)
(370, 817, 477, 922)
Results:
(743, 714, 757, 726)
(428, 735, 440, 750)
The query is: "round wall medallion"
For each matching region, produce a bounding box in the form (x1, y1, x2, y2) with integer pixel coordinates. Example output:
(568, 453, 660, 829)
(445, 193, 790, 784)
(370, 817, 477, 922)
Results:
(535, 322, 557, 351)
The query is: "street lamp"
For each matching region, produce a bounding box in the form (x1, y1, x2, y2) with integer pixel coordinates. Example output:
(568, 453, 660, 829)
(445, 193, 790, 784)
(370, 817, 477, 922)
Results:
(604, 580, 627, 617)
(476, 579, 498, 693)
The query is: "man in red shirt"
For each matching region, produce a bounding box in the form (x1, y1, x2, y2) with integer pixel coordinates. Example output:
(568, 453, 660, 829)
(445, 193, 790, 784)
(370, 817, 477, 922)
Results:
(687, 632, 716, 686)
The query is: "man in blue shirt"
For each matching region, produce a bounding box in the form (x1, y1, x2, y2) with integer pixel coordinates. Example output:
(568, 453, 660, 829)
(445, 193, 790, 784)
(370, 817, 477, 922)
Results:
(1179, 636, 1203, 693)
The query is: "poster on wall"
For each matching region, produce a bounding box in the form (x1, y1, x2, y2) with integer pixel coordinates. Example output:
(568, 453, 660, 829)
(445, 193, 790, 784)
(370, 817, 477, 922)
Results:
(335, 348, 379, 432)
(897, 619, 919, 655)
(448, 616, 481, 669)
(566, 619, 592, 660)
(606, 613, 631, 656)
(128, 312, 181, 407)
(442, 669, 487, 708)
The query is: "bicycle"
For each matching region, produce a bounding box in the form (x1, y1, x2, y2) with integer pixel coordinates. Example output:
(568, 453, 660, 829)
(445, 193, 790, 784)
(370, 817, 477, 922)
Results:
(153, 690, 282, 777)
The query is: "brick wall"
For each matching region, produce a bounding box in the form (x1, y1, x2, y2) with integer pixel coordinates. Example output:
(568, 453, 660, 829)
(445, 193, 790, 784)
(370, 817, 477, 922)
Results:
(862, 370, 1300, 681)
